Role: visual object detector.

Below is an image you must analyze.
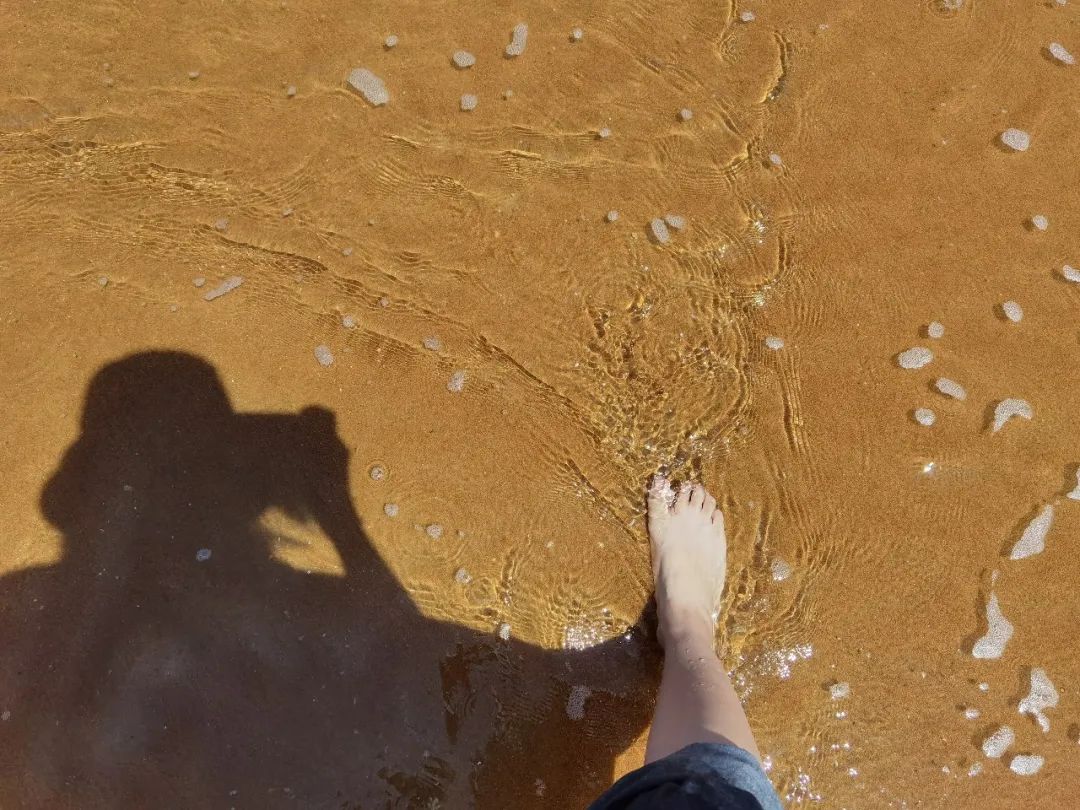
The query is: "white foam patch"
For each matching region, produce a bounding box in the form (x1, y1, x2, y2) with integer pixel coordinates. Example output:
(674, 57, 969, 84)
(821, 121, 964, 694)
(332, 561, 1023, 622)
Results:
(771, 558, 792, 581)
(566, 685, 591, 720)
(914, 408, 936, 427)
(384, 34, 398, 48)
(1009, 754, 1044, 775)
(203, 275, 244, 301)
(505, 23, 528, 57)
(347, 68, 389, 106)
(1031, 214, 1049, 231)
(664, 213, 687, 230)
(650, 218, 671, 244)
(981, 725, 1015, 758)
(460, 94, 478, 111)
(935, 378, 967, 400)
(897, 347, 933, 369)
(765, 336, 785, 350)
(1061, 264, 1080, 283)
(992, 398, 1033, 432)
(1067, 468, 1080, 500)
(1009, 505, 1053, 560)
(1000, 128, 1030, 151)
(1018, 668, 1059, 733)
(972, 592, 1013, 659)
(447, 369, 466, 392)
(830, 682, 850, 700)
(452, 50, 476, 68)
(1002, 300, 1023, 322)
(927, 321, 945, 338)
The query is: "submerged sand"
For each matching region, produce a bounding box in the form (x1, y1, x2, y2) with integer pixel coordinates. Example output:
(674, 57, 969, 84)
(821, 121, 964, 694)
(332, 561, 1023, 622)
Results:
(1, 0, 1078, 806)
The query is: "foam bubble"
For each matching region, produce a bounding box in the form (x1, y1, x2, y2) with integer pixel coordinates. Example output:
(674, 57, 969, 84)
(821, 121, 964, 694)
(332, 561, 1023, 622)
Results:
(460, 94, 478, 111)
(426, 523, 443, 540)
(447, 369, 466, 393)
(384, 34, 399, 48)
(193, 277, 206, 287)
(497, 622, 512, 640)
(286, 85, 297, 98)
(1049, 42, 1075, 65)
(454, 567, 472, 584)
(1061, 264, 1080, 283)
(771, 558, 792, 581)
(314, 345, 334, 367)
(678, 108, 693, 121)
(423, 335, 442, 351)
(830, 682, 851, 700)
(566, 685, 592, 720)
(914, 408, 936, 426)
(1018, 667, 1059, 733)
(1009, 504, 1053, 560)
(972, 592, 1013, 659)
(927, 321, 945, 338)
(769, 152, 783, 166)
(664, 213, 687, 230)
(370, 465, 386, 481)
(214, 217, 229, 231)
(570, 27, 584, 41)
(605, 210, 619, 222)
(1031, 214, 1049, 231)
(346, 68, 389, 106)
(739, 9, 756, 22)
(342, 314, 356, 328)
(1000, 128, 1030, 151)
(203, 275, 244, 301)
(1067, 468, 1080, 500)
(650, 218, 671, 244)
(897, 346, 933, 369)
(981, 725, 1015, 758)
(196, 548, 212, 562)
(452, 50, 476, 69)
(505, 23, 528, 57)
(765, 336, 785, 350)
(992, 398, 1033, 432)
(935, 378, 967, 401)
(1009, 754, 1044, 776)
(1002, 300, 1023, 322)
(964, 707, 980, 720)
(598, 126, 612, 139)
(383, 502, 398, 517)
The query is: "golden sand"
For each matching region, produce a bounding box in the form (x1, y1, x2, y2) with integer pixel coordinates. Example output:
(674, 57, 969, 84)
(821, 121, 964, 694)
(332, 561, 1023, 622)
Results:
(1, 0, 1078, 805)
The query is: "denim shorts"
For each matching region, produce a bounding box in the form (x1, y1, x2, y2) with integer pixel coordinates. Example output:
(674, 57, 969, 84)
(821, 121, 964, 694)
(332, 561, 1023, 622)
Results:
(588, 742, 782, 810)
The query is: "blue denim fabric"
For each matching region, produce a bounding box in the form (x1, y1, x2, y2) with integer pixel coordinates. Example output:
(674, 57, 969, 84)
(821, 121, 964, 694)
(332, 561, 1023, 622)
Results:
(588, 743, 782, 810)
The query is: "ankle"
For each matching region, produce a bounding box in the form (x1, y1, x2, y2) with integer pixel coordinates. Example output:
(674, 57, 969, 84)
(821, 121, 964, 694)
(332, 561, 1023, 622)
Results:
(659, 603, 716, 649)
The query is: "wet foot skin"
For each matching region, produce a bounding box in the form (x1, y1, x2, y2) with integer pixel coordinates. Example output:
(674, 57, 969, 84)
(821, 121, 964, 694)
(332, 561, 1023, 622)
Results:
(646, 474, 726, 646)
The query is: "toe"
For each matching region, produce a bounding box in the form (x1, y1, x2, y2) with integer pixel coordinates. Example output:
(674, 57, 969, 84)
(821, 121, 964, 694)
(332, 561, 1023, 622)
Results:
(703, 492, 717, 514)
(675, 481, 692, 511)
(647, 473, 673, 518)
(689, 484, 705, 508)
(711, 508, 725, 528)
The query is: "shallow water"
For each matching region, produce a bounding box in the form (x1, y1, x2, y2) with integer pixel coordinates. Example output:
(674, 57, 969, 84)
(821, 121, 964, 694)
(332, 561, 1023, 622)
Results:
(1, 0, 1079, 806)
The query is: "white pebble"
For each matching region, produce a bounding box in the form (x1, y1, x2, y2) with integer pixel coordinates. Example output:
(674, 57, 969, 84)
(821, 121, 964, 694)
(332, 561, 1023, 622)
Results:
(897, 346, 933, 369)
(505, 22, 528, 57)
(605, 210, 619, 222)
(0, 710, 9, 722)
(1002, 300, 1023, 322)
(598, 126, 612, 139)
(769, 152, 783, 166)
(1048, 42, 1075, 65)
(964, 707, 980, 720)
(214, 217, 229, 231)
(972, 592, 1013, 659)
(566, 685, 592, 720)
(193, 277, 206, 287)
(914, 408, 936, 427)
(497, 622, 512, 640)
(378, 296, 390, 307)
(927, 321, 945, 338)
(981, 725, 1015, 758)
(664, 213, 687, 230)
(423, 335, 442, 351)
(1009, 754, 1044, 776)
(346, 68, 389, 106)
(342, 314, 356, 328)
(341, 246, 353, 257)
(650, 218, 671, 244)
(460, 94, 478, 111)
(383, 503, 399, 517)
(98, 276, 109, 287)
(454, 567, 472, 584)
(286, 85, 297, 98)
(452, 50, 476, 69)
(678, 107, 693, 121)
(739, 9, 756, 22)
(570, 27, 584, 41)
(1018, 668, 1059, 733)
(1031, 214, 1048, 231)
(1000, 128, 1030, 151)
(935, 378, 967, 401)
(282, 207, 293, 217)
(188, 70, 200, 80)
(1067, 468, 1080, 500)
(992, 398, 1033, 432)
(203, 275, 244, 301)
(830, 682, 851, 700)
(1061, 264, 1080, 283)
(426, 523, 443, 540)
(314, 345, 334, 367)
(384, 34, 399, 49)
(1009, 505, 1054, 560)
(771, 558, 792, 581)
(196, 548, 212, 562)
(765, 336, 784, 350)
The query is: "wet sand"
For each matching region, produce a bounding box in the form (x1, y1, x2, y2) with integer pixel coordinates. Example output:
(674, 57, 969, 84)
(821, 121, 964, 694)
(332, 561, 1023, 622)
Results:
(1, 0, 1079, 805)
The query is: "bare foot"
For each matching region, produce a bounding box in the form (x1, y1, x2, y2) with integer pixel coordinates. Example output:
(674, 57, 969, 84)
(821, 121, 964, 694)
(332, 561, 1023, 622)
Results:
(647, 474, 726, 645)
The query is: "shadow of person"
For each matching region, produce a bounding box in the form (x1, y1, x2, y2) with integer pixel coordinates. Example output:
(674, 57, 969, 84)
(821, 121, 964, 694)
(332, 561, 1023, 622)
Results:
(0, 351, 657, 808)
